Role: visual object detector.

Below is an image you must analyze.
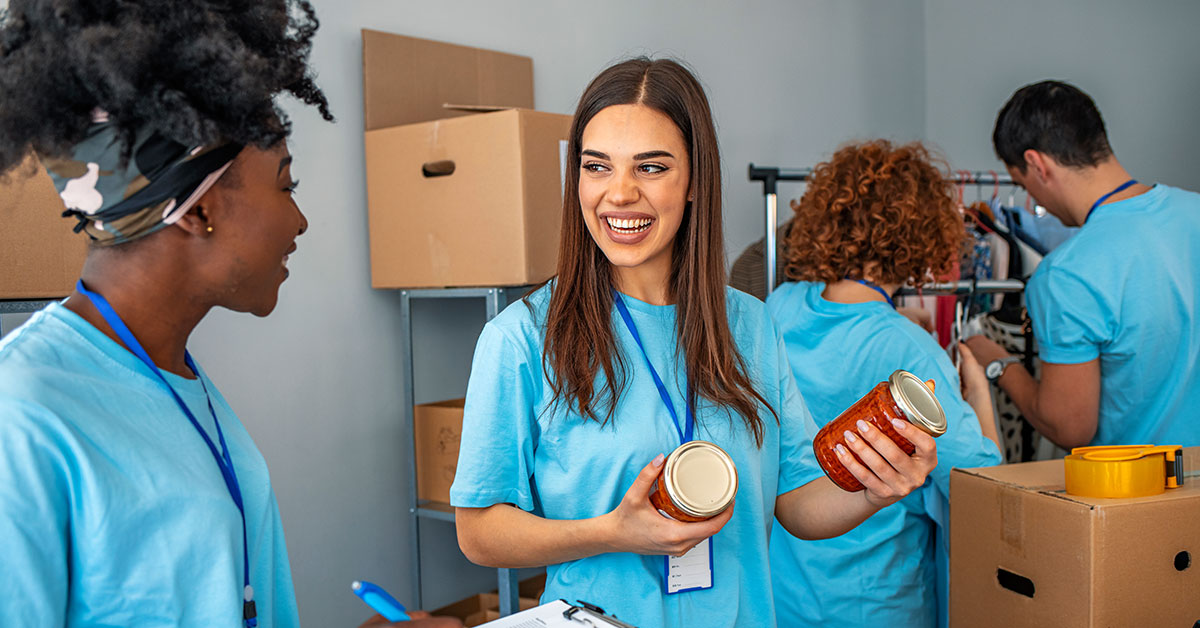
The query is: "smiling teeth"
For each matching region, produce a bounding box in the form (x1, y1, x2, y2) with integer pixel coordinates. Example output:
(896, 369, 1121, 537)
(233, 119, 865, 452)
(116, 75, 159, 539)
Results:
(606, 217, 653, 232)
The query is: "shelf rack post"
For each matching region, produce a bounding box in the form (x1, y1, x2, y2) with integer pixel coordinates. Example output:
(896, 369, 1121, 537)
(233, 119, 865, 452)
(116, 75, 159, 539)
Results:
(400, 287, 523, 617)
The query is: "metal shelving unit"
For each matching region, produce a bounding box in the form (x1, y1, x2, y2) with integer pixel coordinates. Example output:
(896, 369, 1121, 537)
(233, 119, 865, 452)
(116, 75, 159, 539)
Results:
(0, 299, 58, 337)
(398, 286, 524, 616)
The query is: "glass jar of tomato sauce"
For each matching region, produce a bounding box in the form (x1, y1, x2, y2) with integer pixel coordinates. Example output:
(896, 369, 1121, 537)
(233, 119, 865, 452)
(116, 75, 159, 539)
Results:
(649, 440, 738, 522)
(814, 370, 946, 492)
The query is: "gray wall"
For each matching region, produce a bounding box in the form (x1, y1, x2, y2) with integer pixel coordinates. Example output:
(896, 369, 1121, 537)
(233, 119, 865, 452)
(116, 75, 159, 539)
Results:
(924, 0, 1200, 192)
(5, 1, 1198, 626)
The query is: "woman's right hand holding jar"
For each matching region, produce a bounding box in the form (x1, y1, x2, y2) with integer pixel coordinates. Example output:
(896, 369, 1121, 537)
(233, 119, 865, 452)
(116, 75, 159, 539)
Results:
(602, 454, 734, 558)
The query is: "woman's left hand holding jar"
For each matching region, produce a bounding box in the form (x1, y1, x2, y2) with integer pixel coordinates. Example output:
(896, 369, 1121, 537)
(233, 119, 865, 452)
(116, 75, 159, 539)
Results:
(601, 454, 735, 558)
(456, 454, 734, 568)
(835, 416, 939, 508)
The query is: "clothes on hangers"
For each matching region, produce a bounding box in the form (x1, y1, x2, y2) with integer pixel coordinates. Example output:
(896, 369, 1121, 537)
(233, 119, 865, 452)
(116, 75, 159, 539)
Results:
(962, 202, 997, 316)
(958, 200, 1064, 463)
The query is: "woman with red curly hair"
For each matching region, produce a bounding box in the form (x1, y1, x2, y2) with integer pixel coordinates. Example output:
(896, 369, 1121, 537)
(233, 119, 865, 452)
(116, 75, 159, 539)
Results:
(767, 140, 1002, 628)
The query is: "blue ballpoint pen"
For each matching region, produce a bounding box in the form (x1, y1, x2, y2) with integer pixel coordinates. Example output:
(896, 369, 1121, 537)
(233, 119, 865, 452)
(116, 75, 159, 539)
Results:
(352, 580, 412, 622)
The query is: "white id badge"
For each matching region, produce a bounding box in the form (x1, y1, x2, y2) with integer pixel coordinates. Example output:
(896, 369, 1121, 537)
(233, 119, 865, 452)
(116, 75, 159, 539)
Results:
(664, 537, 714, 594)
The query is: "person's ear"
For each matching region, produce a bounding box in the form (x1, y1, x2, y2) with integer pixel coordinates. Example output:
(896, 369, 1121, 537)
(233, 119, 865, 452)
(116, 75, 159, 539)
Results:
(1023, 149, 1053, 185)
(173, 202, 216, 237)
(172, 186, 229, 237)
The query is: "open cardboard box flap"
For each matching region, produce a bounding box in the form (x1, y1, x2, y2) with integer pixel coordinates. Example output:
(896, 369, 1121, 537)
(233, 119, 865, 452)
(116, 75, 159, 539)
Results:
(361, 29, 533, 131)
(441, 103, 521, 114)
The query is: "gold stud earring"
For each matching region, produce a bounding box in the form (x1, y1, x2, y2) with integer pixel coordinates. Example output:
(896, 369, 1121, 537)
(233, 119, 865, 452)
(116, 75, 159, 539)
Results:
(206, 226, 214, 233)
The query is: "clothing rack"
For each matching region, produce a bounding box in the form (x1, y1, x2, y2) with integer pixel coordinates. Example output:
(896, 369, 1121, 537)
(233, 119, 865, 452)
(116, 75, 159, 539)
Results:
(747, 164, 1018, 298)
(894, 279, 1025, 297)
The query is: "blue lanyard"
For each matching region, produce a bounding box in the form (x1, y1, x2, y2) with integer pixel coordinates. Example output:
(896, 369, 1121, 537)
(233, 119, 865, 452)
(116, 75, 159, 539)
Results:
(853, 279, 896, 309)
(1085, 178, 1137, 223)
(75, 280, 258, 628)
(612, 292, 695, 444)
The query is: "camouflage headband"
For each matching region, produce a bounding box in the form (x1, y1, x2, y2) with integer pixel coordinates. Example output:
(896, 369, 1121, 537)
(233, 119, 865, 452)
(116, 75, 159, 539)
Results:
(41, 110, 244, 246)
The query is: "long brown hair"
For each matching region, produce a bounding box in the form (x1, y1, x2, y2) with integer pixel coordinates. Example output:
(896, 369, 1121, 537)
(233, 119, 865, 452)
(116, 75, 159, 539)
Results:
(539, 58, 775, 446)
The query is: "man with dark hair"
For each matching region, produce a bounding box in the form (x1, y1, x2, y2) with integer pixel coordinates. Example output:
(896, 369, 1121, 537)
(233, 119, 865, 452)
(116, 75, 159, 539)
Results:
(967, 80, 1200, 450)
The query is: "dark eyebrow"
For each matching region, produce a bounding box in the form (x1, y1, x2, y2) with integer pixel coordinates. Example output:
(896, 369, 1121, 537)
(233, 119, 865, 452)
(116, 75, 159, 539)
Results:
(581, 149, 676, 161)
(277, 155, 293, 177)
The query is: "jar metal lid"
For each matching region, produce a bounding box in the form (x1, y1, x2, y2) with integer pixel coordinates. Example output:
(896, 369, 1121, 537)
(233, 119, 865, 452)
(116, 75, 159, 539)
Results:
(663, 440, 738, 518)
(888, 369, 947, 436)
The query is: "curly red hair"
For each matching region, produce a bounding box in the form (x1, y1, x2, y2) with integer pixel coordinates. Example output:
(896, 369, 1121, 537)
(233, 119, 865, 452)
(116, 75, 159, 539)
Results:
(784, 139, 964, 287)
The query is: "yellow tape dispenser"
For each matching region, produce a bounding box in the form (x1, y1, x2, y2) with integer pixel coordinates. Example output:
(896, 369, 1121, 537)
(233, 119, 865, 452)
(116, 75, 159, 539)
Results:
(1064, 444, 1185, 498)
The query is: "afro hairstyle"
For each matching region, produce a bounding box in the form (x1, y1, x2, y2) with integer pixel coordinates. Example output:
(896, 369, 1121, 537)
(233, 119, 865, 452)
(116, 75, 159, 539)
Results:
(0, 0, 334, 173)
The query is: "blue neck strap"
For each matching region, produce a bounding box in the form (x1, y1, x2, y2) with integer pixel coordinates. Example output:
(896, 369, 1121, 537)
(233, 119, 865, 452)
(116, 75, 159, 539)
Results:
(612, 292, 695, 444)
(1085, 178, 1137, 223)
(853, 279, 896, 309)
(75, 280, 258, 628)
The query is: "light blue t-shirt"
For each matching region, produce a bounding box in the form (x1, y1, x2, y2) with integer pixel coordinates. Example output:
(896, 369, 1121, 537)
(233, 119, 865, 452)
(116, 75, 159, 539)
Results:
(450, 285, 825, 628)
(0, 303, 299, 627)
(1027, 184, 1200, 447)
(766, 282, 1002, 628)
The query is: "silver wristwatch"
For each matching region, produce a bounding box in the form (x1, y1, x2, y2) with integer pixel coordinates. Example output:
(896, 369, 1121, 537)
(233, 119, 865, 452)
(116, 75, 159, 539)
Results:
(985, 356, 1022, 382)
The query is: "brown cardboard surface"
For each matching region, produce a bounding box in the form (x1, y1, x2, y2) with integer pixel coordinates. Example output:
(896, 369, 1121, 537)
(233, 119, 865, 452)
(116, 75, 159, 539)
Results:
(361, 30, 533, 131)
(431, 576, 544, 627)
(430, 593, 490, 627)
(478, 593, 538, 622)
(413, 399, 465, 505)
(1092, 492, 1200, 624)
(365, 109, 568, 288)
(0, 155, 87, 298)
(951, 447, 1200, 627)
(518, 572, 547, 600)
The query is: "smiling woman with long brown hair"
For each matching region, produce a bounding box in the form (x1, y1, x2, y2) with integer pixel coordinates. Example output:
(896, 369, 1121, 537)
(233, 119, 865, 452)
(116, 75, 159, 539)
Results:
(450, 58, 939, 628)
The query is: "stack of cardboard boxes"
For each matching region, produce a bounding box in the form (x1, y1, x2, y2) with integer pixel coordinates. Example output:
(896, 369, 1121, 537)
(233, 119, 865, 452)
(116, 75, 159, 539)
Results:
(361, 30, 571, 510)
(362, 29, 569, 291)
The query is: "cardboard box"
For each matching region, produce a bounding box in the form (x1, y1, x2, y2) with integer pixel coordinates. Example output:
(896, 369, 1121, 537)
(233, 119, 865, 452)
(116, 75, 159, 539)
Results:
(517, 572, 547, 600)
(0, 155, 87, 298)
(361, 29, 534, 131)
(432, 592, 539, 627)
(950, 447, 1200, 626)
(414, 399, 465, 505)
(431, 574, 543, 627)
(478, 593, 539, 624)
(362, 30, 569, 289)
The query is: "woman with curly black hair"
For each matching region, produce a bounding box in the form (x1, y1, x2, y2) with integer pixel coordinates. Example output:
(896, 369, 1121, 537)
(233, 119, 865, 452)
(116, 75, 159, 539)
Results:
(766, 140, 1002, 628)
(0, 2, 456, 626)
